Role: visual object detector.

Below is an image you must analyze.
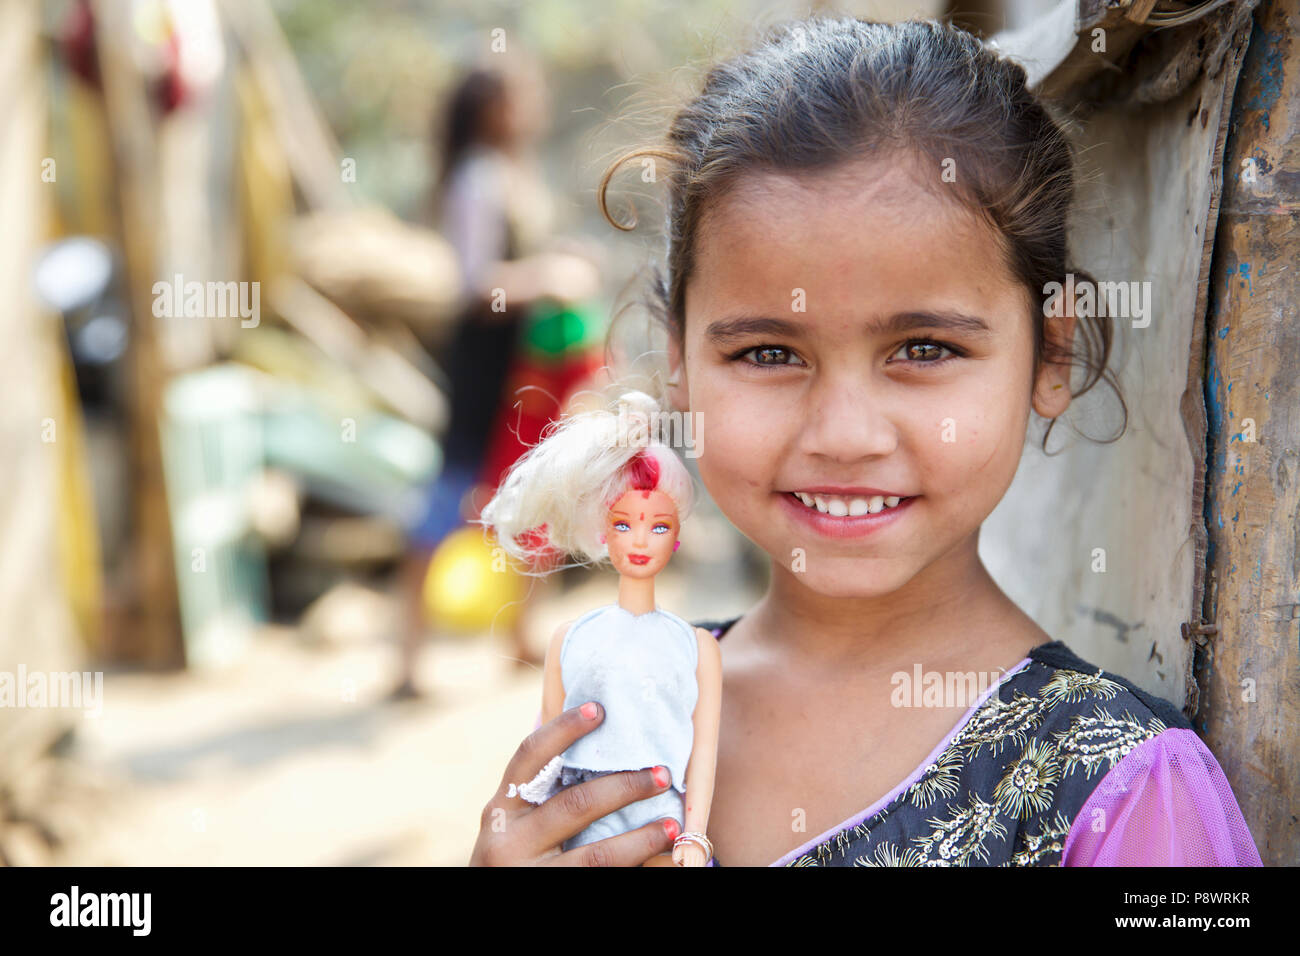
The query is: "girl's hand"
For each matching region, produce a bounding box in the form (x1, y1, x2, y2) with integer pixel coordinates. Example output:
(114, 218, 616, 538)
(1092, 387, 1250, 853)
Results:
(671, 841, 709, 867)
(469, 702, 680, 866)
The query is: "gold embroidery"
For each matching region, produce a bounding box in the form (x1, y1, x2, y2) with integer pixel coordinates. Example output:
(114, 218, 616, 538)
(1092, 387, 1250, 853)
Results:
(949, 689, 1046, 759)
(910, 793, 1008, 866)
(993, 738, 1061, 820)
(1005, 810, 1073, 866)
(853, 841, 926, 867)
(906, 747, 964, 808)
(1040, 668, 1122, 707)
(1052, 706, 1168, 780)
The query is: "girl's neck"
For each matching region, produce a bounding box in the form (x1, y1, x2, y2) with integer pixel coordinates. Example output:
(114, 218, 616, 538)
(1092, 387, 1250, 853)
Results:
(746, 531, 1024, 674)
(617, 573, 657, 617)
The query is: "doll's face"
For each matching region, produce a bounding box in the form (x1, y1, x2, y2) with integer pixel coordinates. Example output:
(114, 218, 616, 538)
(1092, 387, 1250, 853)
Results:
(670, 155, 1073, 599)
(605, 489, 679, 580)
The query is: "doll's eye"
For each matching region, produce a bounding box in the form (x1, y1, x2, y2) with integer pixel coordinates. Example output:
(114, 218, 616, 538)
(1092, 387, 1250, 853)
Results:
(652, 524, 670, 534)
(613, 521, 630, 532)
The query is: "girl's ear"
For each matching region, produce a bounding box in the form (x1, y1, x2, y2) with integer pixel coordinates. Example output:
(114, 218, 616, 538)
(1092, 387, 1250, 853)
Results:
(1032, 306, 1076, 421)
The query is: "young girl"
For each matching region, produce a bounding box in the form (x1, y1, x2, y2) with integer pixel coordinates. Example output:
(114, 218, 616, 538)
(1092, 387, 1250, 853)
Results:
(395, 56, 599, 696)
(469, 16, 1263, 867)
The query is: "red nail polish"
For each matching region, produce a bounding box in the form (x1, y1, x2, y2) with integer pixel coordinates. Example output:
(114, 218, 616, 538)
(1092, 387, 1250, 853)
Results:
(662, 818, 680, 841)
(580, 702, 598, 719)
(652, 766, 670, 788)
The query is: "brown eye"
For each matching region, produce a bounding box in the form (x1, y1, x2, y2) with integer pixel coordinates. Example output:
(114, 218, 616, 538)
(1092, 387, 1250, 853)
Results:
(893, 340, 963, 366)
(731, 345, 803, 368)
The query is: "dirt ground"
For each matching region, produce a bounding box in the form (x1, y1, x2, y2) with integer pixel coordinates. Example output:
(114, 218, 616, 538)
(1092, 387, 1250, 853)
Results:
(15, 527, 759, 866)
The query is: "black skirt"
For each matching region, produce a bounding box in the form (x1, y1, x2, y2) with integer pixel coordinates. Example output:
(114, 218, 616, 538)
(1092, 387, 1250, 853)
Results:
(439, 307, 521, 472)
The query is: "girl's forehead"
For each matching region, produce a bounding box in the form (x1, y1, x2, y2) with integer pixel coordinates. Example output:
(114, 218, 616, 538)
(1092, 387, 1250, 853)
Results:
(704, 162, 985, 253)
(684, 165, 1018, 332)
(731, 153, 961, 210)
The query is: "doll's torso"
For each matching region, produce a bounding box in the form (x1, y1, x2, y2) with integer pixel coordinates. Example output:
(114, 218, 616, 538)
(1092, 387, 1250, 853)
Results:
(559, 603, 700, 794)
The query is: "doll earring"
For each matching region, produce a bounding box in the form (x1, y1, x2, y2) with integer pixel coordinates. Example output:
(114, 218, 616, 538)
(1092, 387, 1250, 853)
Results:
(599, 534, 606, 544)
(673, 541, 680, 551)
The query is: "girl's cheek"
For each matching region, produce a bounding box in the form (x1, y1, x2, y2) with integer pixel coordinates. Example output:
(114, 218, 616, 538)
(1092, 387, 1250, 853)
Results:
(698, 430, 778, 505)
(919, 405, 1020, 504)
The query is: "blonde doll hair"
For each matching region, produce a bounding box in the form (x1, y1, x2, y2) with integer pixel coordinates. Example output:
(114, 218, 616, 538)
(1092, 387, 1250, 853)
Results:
(476, 390, 695, 573)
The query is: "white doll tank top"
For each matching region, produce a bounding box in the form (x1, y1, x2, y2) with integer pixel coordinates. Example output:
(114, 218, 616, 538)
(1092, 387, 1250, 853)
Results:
(559, 604, 700, 795)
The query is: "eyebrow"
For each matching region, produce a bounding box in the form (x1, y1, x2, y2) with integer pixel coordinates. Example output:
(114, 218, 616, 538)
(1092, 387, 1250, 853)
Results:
(610, 512, 676, 519)
(703, 311, 994, 345)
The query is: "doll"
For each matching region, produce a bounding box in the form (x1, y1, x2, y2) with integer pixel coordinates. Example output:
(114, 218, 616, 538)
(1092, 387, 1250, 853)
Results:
(477, 389, 722, 866)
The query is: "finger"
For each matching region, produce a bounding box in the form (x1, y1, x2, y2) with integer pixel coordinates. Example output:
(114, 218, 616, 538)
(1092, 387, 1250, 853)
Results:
(543, 815, 678, 868)
(495, 702, 603, 810)
(528, 765, 673, 852)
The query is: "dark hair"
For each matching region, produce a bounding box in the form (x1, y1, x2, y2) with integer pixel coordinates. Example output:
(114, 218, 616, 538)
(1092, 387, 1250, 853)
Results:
(598, 17, 1126, 452)
(433, 67, 508, 203)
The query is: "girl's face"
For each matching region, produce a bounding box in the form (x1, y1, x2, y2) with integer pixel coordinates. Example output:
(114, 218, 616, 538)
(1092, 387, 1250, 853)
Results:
(605, 489, 679, 580)
(484, 70, 550, 149)
(672, 156, 1073, 600)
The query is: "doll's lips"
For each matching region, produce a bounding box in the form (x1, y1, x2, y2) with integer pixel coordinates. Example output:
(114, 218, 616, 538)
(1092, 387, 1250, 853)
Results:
(628, 555, 651, 565)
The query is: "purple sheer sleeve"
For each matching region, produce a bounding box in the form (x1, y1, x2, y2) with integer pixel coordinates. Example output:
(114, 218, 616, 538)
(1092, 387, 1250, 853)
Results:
(1061, 727, 1262, 866)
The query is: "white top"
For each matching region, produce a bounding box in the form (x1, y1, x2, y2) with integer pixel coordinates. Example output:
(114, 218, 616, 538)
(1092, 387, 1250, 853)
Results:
(559, 603, 700, 794)
(439, 145, 509, 300)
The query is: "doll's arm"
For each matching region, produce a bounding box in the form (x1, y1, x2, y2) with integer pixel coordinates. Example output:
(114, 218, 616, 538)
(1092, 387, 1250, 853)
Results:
(541, 619, 574, 725)
(682, 627, 723, 842)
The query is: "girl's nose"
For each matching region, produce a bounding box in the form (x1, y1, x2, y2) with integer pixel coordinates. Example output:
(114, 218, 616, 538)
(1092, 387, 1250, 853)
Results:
(799, 373, 899, 463)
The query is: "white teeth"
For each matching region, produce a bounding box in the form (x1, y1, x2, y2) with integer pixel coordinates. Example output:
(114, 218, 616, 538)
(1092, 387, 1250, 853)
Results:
(791, 492, 908, 517)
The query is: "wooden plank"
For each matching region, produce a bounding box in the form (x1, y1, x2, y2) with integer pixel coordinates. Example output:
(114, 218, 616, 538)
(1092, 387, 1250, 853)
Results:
(0, 0, 84, 797)
(219, 0, 353, 213)
(1198, 0, 1300, 865)
(1180, 0, 1261, 720)
(1125, 0, 1160, 23)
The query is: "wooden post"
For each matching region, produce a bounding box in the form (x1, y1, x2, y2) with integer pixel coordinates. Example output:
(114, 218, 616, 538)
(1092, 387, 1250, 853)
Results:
(1198, 0, 1300, 865)
(91, 0, 184, 667)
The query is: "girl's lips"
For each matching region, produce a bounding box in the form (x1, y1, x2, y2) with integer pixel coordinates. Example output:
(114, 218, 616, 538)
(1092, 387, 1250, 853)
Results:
(776, 490, 917, 539)
(628, 555, 651, 565)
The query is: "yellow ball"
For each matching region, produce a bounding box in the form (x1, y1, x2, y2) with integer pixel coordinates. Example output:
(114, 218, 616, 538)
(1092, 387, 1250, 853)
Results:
(422, 526, 524, 635)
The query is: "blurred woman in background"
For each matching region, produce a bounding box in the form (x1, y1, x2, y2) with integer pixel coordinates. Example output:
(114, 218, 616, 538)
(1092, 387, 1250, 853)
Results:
(393, 54, 599, 699)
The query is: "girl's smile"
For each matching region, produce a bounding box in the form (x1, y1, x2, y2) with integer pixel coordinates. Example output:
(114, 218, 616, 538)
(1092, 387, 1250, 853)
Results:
(776, 490, 919, 540)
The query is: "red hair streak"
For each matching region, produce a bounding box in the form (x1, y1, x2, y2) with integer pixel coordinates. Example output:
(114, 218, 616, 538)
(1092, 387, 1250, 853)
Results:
(625, 451, 661, 496)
